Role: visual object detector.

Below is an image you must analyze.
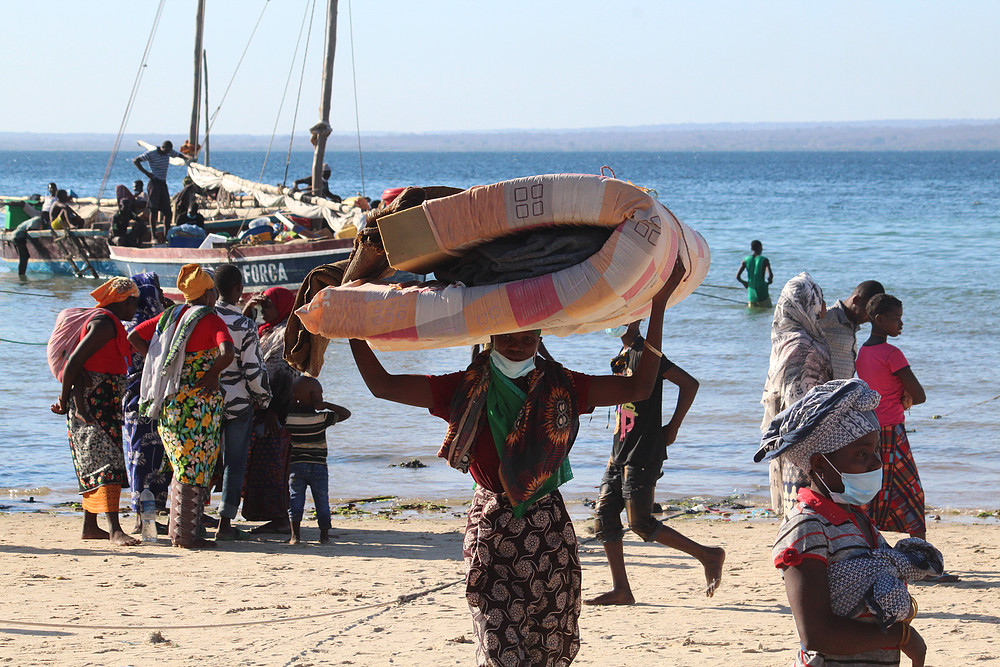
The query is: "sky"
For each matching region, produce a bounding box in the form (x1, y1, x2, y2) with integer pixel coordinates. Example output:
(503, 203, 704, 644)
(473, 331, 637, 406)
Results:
(3, 1, 998, 136)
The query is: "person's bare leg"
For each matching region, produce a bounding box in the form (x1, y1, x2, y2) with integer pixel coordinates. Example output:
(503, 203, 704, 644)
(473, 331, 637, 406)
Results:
(106, 512, 141, 546)
(288, 520, 301, 545)
(82, 510, 110, 540)
(654, 526, 726, 597)
(584, 540, 634, 605)
(319, 527, 329, 544)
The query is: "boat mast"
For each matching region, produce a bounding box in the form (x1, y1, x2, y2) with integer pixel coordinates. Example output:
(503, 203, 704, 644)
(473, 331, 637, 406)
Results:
(310, 0, 338, 196)
(189, 0, 206, 159)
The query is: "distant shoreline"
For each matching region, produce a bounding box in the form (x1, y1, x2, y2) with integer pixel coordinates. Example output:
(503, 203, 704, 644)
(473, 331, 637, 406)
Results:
(3, 119, 999, 151)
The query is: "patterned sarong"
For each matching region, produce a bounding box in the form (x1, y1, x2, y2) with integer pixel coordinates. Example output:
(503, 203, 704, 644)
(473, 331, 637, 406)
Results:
(157, 349, 223, 487)
(464, 487, 581, 667)
(123, 355, 170, 511)
(241, 414, 291, 521)
(865, 423, 925, 535)
(68, 372, 128, 493)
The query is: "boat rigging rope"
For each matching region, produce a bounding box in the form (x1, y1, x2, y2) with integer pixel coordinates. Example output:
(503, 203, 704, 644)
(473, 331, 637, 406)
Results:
(205, 0, 270, 137)
(282, 0, 319, 188)
(348, 0, 367, 198)
(0, 338, 47, 346)
(259, 0, 318, 184)
(97, 0, 167, 202)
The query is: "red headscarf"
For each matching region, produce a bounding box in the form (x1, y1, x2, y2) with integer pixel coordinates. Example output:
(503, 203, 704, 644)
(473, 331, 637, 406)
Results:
(258, 286, 296, 337)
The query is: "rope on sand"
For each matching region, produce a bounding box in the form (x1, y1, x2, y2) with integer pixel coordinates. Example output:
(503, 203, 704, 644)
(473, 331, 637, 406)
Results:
(0, 579, 465, 631)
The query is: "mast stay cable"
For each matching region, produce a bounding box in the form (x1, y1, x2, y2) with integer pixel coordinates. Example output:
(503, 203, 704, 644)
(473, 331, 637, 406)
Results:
(259, 0, 318, 184)
(282, 0, 319, 188)
(97, 0, 167, 202)
(205, 0, 270, 136)
(348, 0, 366, 198)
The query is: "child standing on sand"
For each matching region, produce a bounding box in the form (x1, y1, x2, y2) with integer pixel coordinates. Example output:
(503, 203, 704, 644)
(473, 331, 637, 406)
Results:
(285, 376, 351, 544)
(855, 294, 927, 539)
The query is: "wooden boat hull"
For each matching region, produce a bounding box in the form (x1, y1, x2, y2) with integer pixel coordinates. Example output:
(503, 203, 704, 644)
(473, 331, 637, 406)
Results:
(109, 238, 354, 298)
(0, 229, 115, 276)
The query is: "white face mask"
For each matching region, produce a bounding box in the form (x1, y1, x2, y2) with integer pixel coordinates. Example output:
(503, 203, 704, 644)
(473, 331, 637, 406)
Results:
(818, 454, 883, 506)
(490, 349, 536, 379)
(604, 325, 628, 338)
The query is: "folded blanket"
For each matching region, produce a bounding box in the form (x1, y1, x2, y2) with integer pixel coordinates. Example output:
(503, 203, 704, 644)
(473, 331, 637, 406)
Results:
(827, 537, 943, 630)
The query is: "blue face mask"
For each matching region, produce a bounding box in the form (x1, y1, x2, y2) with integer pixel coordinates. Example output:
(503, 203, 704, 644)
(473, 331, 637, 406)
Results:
(490, 349, 536, 379)
(819, 455, 883, 506)
(605, 325, 628, 338)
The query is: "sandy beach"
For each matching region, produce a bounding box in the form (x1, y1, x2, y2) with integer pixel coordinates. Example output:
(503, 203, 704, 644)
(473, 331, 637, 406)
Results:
(0, 511, 996, 666)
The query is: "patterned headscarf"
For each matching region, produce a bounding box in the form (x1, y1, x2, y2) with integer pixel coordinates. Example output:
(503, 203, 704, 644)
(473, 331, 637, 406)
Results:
(760, 272, 833, 429)
(90, 276, 139, 308)
(755, 378, 881, 473)
(126, 272, 164, 331)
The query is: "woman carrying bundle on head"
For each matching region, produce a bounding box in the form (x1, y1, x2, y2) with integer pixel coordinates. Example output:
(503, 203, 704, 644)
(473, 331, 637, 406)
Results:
(349, 265, 682, 667)
(129, 264, 234, 549)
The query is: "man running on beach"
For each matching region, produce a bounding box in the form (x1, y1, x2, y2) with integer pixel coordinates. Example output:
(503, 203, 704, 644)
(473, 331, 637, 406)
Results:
(586, 320, 725, 605)
(821, 280, 885, 379)
(736, 239, 773, 308)
(133, 140, 187, 242)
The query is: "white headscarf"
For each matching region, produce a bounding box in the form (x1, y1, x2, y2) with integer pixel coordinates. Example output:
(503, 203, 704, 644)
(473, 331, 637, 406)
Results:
(760, 272, 833, 430)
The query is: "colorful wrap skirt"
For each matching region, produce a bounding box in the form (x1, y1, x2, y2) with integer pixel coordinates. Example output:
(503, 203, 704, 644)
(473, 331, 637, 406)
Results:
(122, 358, 170, 511)
(67, 371, 128, 494)
(156, 349, 223, 488)
(865, 423, 926, 536)
(463, 487, 581, 667)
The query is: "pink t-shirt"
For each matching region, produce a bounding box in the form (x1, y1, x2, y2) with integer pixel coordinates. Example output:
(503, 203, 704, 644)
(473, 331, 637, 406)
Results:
(855, 342, 909, 426)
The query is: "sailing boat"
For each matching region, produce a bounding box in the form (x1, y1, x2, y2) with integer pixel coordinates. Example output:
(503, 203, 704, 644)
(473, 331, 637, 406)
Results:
(109, 0, 360, 299)
(1, 0, 362, 295)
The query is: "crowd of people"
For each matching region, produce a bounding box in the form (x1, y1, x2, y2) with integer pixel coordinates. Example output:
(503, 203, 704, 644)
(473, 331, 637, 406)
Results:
(48, 237, 947, 666)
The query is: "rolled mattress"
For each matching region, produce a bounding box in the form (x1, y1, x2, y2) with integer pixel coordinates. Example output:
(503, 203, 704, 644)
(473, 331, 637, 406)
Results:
(296, 174, 710, 350)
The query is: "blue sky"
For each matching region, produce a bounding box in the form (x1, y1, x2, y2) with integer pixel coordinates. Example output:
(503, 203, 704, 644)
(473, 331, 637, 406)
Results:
(5, 1, 998, 135)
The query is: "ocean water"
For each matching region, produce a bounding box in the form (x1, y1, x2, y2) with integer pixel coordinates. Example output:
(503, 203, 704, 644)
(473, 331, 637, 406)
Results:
(2, 150, 999, 513)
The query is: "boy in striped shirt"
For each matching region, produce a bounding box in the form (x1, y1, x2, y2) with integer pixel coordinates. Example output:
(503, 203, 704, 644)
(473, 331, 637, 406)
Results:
(286, 375, 351, 544)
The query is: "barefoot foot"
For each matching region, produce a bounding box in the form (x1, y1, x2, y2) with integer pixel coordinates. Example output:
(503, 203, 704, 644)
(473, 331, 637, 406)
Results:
(175, 538, 216, 550)
(319, 528, 330, 544)
(109, 530, 142, 546)
(250, 519, 291, 535)
(584, 589, 635, 606)
(288, 534, 300, 545)
(82, 526, 111, 540)
(701, 546, 726, 597)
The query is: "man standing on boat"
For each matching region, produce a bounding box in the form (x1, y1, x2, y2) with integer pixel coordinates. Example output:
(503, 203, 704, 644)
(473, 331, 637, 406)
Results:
(133, 141, 188, 243)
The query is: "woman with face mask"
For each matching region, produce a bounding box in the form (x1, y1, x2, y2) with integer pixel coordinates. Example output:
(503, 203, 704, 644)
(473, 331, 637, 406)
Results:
(755, 379, 941, 667)
(349, 263, 684, 667)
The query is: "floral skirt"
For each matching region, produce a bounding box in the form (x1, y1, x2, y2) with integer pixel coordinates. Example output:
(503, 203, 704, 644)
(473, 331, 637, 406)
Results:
(464, 488, 581, 667)
(157, 349, 223, 487)
(68, 372, 128, 493)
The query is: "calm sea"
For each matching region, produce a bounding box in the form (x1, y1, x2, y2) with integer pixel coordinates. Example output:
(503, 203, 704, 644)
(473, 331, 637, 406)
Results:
(1, 150, 998, 513)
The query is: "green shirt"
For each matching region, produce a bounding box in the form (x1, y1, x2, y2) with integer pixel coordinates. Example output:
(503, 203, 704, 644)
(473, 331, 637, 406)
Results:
(745, 254, 769, 304)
